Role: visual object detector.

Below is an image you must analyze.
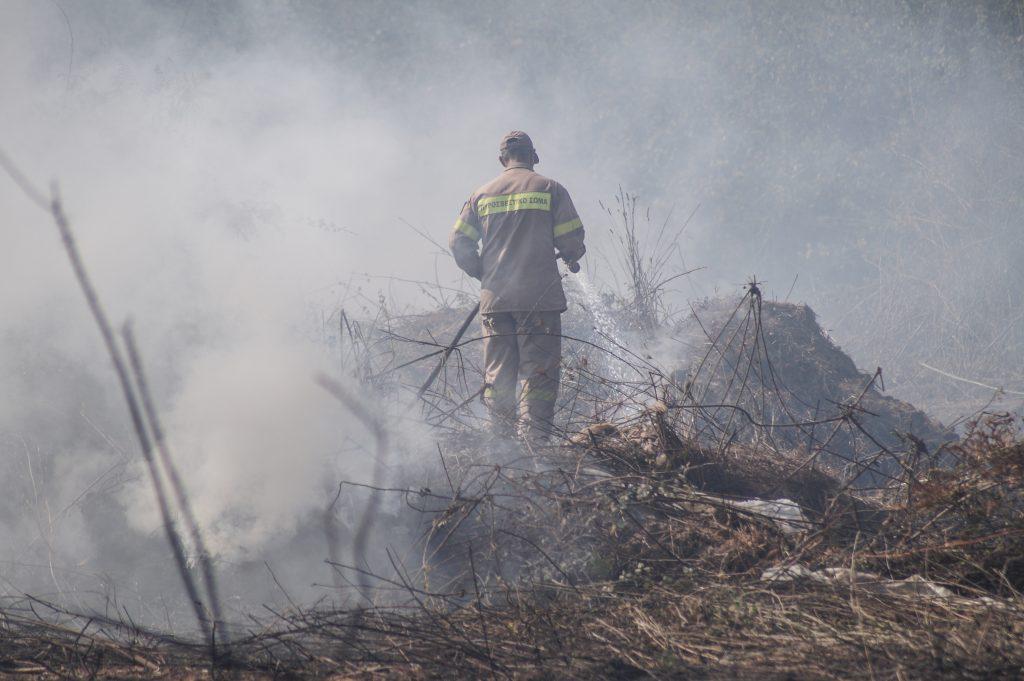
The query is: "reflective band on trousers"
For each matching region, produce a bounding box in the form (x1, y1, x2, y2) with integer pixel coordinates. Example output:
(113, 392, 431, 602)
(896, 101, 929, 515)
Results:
(483, 385, 512, 399)
(553, 217, 582, 237)
(454, 217, 480, 241)
(477, 191, 551, 217)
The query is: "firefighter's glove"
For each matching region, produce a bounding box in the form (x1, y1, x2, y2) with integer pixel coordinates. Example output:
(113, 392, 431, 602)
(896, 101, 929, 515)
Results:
(559, 252, 582, 273)
(559, 244, 585, 266)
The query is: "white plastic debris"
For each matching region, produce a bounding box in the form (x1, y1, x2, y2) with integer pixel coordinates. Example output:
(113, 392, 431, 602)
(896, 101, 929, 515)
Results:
(761, 565, 956, 599)
(761, 564, 826, 583)
(726, 498, 811, 535)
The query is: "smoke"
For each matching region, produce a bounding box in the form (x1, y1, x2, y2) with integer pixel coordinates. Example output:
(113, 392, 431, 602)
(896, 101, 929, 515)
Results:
(1, 0, 1022, 621)
(122, 340, 346, 559)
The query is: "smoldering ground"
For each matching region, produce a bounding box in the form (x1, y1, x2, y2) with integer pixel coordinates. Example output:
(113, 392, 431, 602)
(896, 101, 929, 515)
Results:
(1, 0, 1023, 633)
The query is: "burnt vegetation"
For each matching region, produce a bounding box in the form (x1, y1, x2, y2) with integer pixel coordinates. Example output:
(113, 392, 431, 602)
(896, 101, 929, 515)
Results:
(1, 170, 1022, 680)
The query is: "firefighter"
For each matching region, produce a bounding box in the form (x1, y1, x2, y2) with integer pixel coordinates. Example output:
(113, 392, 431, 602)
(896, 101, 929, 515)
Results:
(449, 131, 586, 439)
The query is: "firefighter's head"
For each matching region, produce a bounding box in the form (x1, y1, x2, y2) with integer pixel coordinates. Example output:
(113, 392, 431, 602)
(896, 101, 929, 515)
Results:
(499, 130, 539, 168)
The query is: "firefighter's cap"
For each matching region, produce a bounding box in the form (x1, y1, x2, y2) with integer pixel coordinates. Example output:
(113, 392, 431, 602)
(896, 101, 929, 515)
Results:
(499, 130, 535, 154)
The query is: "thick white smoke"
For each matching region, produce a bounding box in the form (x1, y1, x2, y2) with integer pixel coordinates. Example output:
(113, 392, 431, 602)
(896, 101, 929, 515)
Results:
(122, 341, 348, 559)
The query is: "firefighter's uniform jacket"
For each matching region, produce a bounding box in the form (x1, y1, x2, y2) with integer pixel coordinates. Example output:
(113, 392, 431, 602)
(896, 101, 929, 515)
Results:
(449, 161, 586, 436)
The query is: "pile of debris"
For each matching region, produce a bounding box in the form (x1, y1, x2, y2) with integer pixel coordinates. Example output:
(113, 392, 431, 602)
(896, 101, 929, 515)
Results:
(297, 404, 1020, 678)
(668, 295, 954, 485)
(4, 407, 1021, 678)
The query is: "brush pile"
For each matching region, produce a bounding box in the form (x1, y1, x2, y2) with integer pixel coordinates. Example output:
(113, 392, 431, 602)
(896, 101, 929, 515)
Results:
(4, 410, 1022, 678)
(211, 402, 1019, 680)
(673, 295, 954, 485)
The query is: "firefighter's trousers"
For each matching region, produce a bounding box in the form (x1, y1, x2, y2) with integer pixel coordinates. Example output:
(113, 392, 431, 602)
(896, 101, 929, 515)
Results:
(481, 311, 561, 438)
